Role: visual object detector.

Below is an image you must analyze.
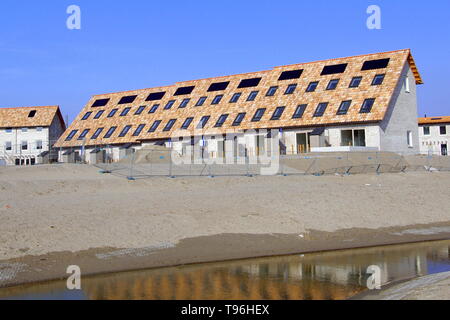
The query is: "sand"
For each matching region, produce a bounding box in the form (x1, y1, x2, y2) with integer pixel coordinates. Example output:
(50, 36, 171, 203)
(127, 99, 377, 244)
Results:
(0, 164, 449, 262)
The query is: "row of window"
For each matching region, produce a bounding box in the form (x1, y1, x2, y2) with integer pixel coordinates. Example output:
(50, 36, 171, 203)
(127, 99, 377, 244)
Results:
(3, 140, 43, 151)
(3, 127, 44, 133)
(83, 75, 384, 122)
(423, 126, 448, 136)
(67, 99, 376, 141)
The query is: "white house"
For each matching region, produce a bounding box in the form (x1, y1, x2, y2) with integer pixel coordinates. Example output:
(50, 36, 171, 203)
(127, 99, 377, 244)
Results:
(418, 116, 450, 156)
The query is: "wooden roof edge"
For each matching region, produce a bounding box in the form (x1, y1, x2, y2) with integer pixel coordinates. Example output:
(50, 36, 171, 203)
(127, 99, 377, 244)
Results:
(418, 116, 450, 125)
(407, 51, 423, 85)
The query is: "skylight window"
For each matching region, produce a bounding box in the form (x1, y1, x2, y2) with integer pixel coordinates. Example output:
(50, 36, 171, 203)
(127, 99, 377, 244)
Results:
(118, 95, 137, 105)
(94, 110, 104, 119)
(133, 124, 145, 136)
(230, 93, 241, 103)
(197, 116, 210, 129)
(233, 113, 246, 126)
(215, 114, 229, 128)
(321, 63, 347, 75)
(149, 104, 159, 113)
(362, 58, 390, 71)
(314, 103, 329, 117)
(65, 130, 78, 141)
(372, 74, 385, 86)
(266, 86, 278, 97)
(306, 81, 319, 92)
(278, 69, 303, 81)
(120, 107, 131, 116)
(146, 92, 166, 101)
(164, 100, 176, 110)
(293, 104, 307, 119)
(148, 120, 162, 133)
(179, 98, 190, 108)
(134, 106, 146, 115)
(208, 81, 230, 92)
(28, 110, 37, 118)
(181, 117, 194, 129)
(91, 128, 104, 139)
(211, 95, 223, 105)
(163, 119, 177, 131)
(271, 107, 285, 120)
(238, 77, 262, 89)
(247, 91, 259, 102)
(108, 109, 118, 118)
(104, 127, 117, 138)
(360, 98, 375, 113)
(336, 100, 352, 115)
(119, 125, 132, 137)
(195, 97, 207, 106)
(326, 79, 340, 90)
(82, 112, 92, 120)
(349, 77, 362, 88)
(78, 129, 90, 140)
(174, 86, 195, 96)
(285, 84, 297, 95)
(252, 108, 266, 122)
(92, 98, 110, 107)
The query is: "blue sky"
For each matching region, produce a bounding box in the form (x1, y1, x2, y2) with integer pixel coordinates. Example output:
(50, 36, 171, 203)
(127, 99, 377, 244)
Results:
(0, 0, 449, 122)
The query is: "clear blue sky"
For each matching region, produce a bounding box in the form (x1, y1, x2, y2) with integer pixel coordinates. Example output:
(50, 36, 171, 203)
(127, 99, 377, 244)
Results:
(1, 0, 449, 122)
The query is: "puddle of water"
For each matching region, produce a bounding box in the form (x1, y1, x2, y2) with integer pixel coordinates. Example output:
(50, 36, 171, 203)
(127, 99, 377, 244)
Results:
(1, 240, 449, 300)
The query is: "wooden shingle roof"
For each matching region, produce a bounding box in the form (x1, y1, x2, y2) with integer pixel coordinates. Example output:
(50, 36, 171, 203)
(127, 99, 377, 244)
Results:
(55, 49, 422, 148)
(0, 106, 64, 129)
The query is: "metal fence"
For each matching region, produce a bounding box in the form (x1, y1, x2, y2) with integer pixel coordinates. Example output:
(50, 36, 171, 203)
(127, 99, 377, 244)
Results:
(94, 148, 450, 180)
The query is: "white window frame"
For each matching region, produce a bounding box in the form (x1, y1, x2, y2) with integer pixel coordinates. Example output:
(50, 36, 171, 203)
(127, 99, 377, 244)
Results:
(407, 131, 413, 148)
(404, 76, 410, 93)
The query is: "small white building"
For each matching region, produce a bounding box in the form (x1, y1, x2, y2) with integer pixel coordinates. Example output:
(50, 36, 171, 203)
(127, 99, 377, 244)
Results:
(418, 116, 450, 156)
(0, 106, 66, 166)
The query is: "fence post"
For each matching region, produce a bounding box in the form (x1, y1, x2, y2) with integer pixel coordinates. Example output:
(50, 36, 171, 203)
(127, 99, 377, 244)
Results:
(127, 149, 136, 181)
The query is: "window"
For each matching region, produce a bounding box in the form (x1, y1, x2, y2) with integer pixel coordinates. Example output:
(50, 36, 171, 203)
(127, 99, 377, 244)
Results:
(306, 81, 319, 92)
(238, 77, 262, 89)
(118, 95, 137, 105)
(94, 110, 104, 119)
(164, 100, 176, 110)
(83, 110, 93, 120)
(179, 98, 190, 108)
(440, 126, 447, 135)
(78, 129, 90, 140)
(133, 124, 145, 136)
(215, 114, 229, 128)
(321, 63, 347, 75)
(360, 98, 375, 113)
(181, 118, 194, 129)
(407, 131, 413, 148)
(5, 128, 12, 133)
(252, 108, 266, 122)
(271, 107, 285, 120)
(120, 107, 131, 116)
(36, 140, 43, 150)
(266, 86, 278, 97)
(22, 128, 28, 133)
(174, 86, 195, 96)
(230, 93, 241, 103)
(197, 116, 210, 129)
(208, 81, 229, 92)
(108, 109, 118, 118)
(5, 141, 12, 151)
(148, 120, 162, 133)
(279, 69, 303, 81)
(195, 97, 207, 106)
(163, 119, 176, 131)
(149, 104, 159, 113)
(349, 76, 362, 88)
(314, 103, 329, 117)
(326, 79, 340, 90)
(146, 92, 166, 101)
(341, 129, 366, 147)
(285, 84, 297, 95)
(211, 95, 223, 105)
(423, 127, 430, 135)
(362, 58, 390, 71)
(92, 98, 110, 107)
(293, 105, 307, 119)
(404, 76, 410, 93)
(28, 110, 36, 118)
(104, 127, 117, 138)
(336, 100, 352, 115)
(119, 125, 132, 137)
(372, 74, 385, 86)
(36, 127, 43, 132)
(91, 128, 104, 139)
(134, 106, 146, 115)
(247, 91, 259, 101)
(233, 113, 246, 126)
(21, 141, 28, 150)
(65, 130, 78, 141)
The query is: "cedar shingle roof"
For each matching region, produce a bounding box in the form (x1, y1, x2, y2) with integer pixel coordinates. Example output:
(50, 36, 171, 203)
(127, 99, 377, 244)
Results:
(0, 106, 64, 129)
(55, 49, 422, 148)
(419, 116, 450, 125)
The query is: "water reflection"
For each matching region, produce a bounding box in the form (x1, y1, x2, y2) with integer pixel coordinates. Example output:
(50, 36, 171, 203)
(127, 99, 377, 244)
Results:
(1, 240, 449, 300)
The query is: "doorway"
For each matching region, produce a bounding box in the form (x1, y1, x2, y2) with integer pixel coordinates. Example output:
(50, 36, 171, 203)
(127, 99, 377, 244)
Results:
(296, 133, 311, 154)
(442, 144, 448, 156)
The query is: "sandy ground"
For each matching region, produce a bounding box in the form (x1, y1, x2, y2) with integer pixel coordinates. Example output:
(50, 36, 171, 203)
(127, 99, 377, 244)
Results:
(1, 164, 450, 261)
